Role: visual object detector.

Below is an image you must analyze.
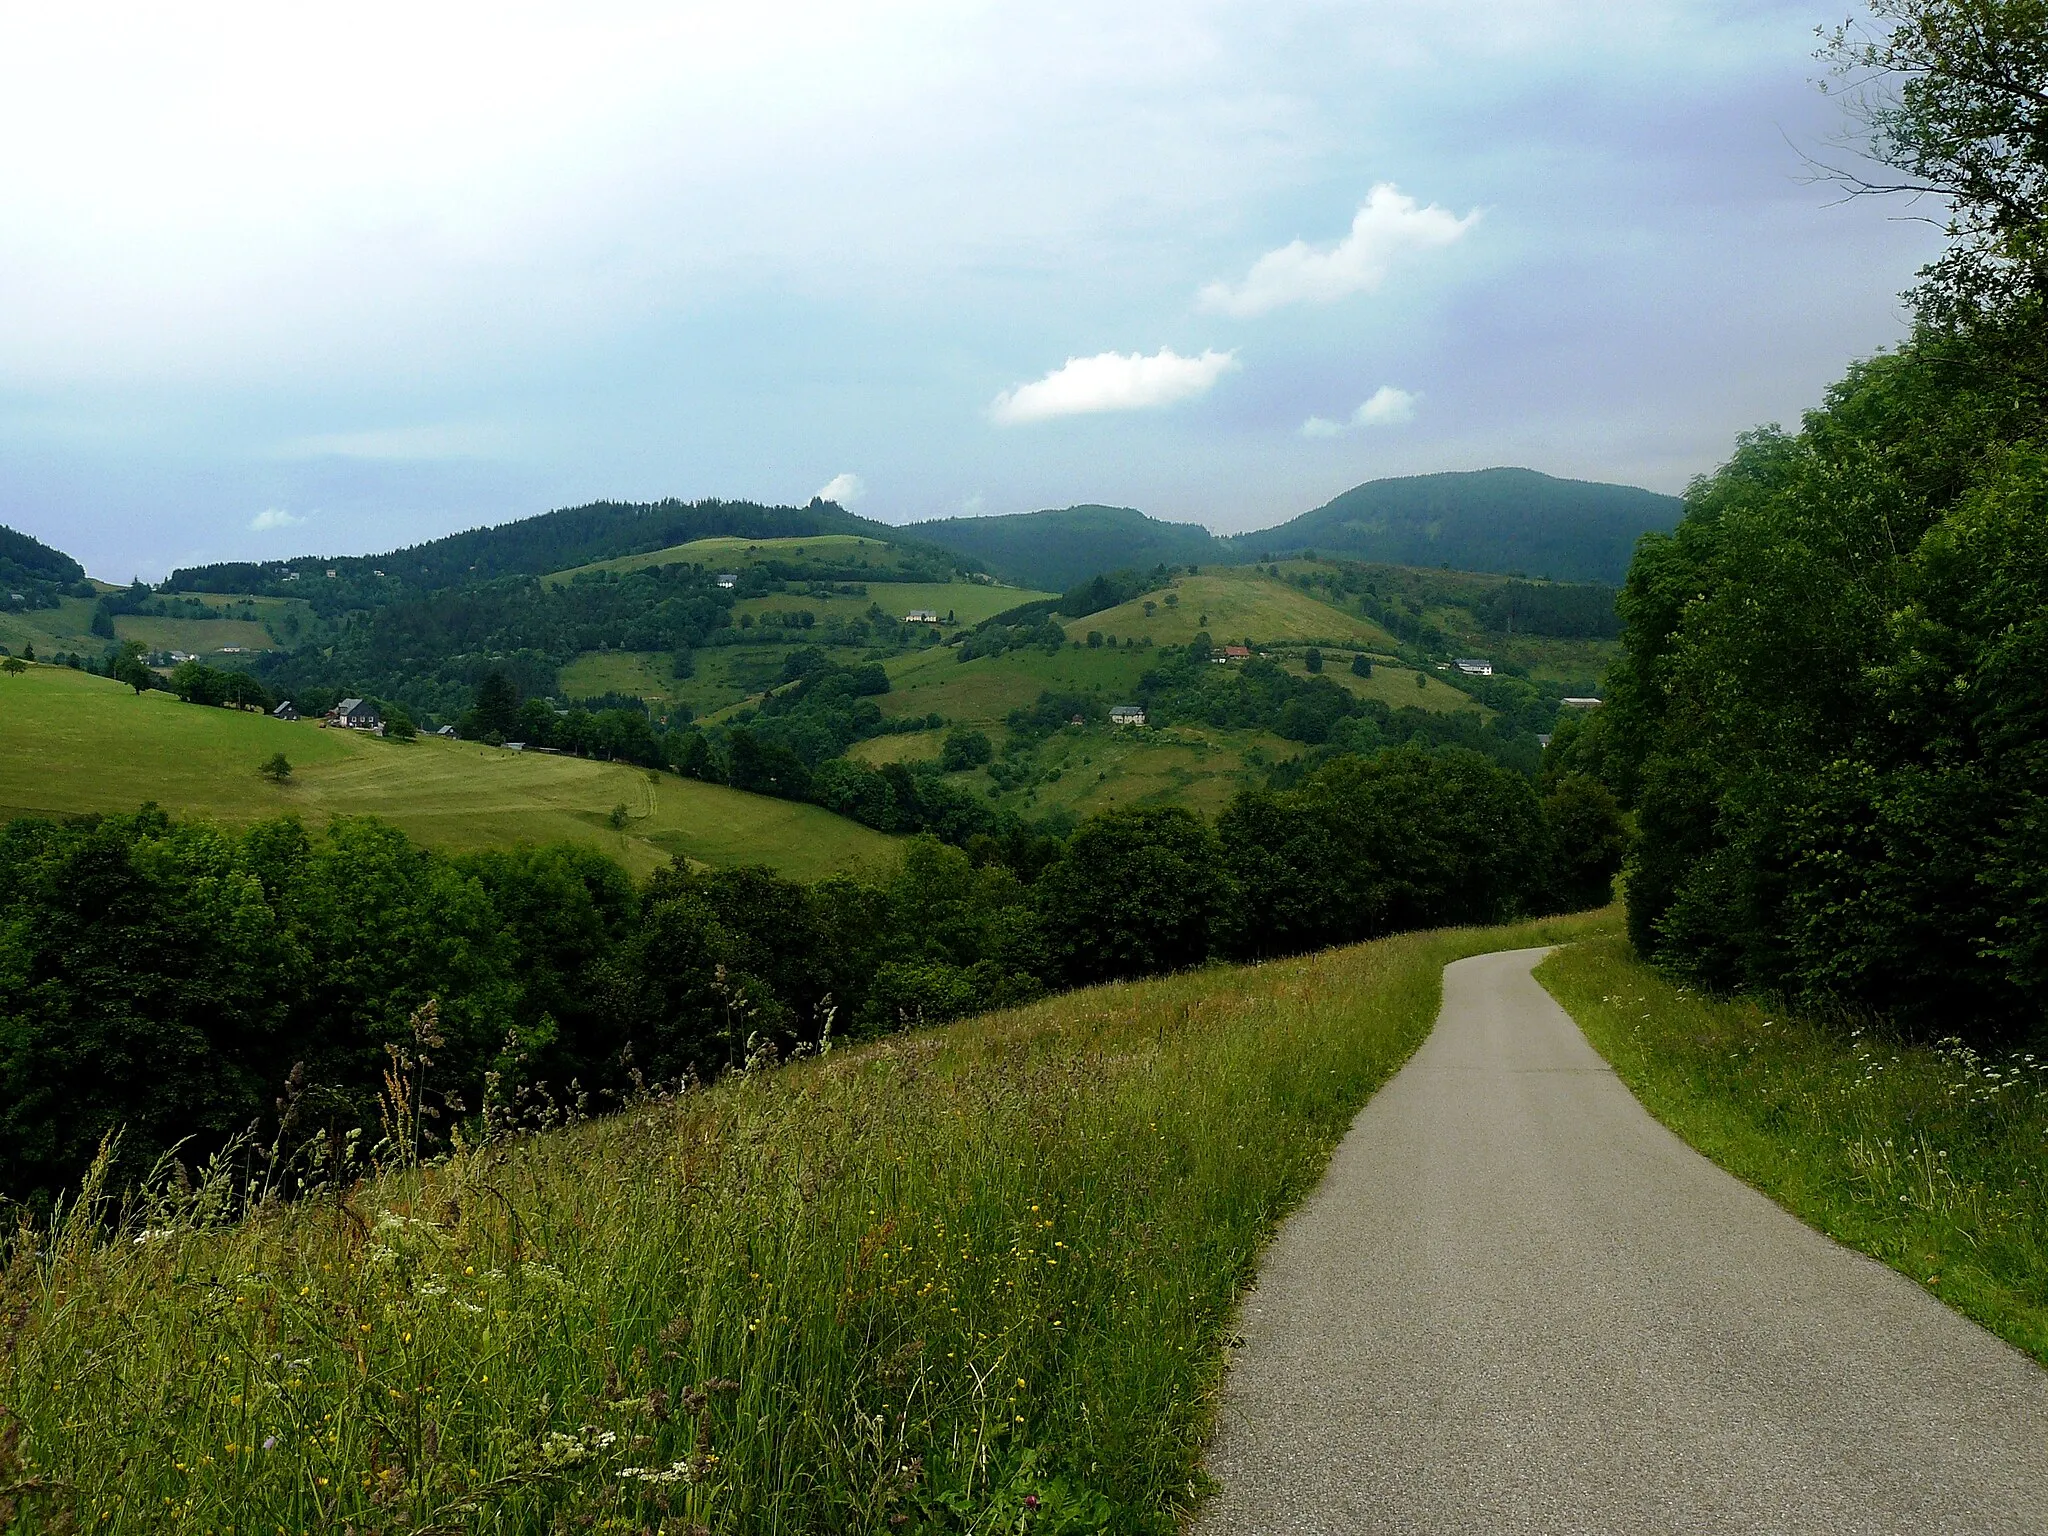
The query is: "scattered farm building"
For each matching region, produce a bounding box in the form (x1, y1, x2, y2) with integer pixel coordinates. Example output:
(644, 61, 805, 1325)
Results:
(327, 698, 382, 730)
(271, 701, 299, 722)
(1110, 705, 1146, 727)
(715, 573, 738, 589)
(1561, 696, 1603, 709)
(904, 609, 941, 624)
(503, 741, 526, 752)
(434, 724, 458, 737)
(1218, 645, 1253, 662)
(1455, 658, 1494, 677)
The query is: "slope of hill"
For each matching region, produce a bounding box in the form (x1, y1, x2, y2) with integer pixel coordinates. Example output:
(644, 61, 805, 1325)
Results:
(162, 497, 978, 598)
(0, 523, 86, 606)
(904, 472, 1680, 590)
(0, 663, 897, 879)
(1227, 468, 1682, 584)
(904, 504, 1226, 591)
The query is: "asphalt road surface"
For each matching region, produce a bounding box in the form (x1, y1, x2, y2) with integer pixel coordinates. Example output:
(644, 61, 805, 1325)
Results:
(1196, 947, 2048, 1535)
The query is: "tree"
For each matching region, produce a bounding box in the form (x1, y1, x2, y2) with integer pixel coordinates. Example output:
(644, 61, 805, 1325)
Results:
(384, 706, 417, 741)
(1817, 0, 2048, 338)
(1035, 806, 1227, 984)
(466, 670, 521, 740)
(0, 657, 22, 676)
(113, 642, 153, 694)
(1351, 653, 1373, 678)
(940, 725, 993, 771)
(1304, 646, 1323, 673)
(19, 643, 32, 662)
(1540, 774, 1628, 911)
(258, 753, 293, 784)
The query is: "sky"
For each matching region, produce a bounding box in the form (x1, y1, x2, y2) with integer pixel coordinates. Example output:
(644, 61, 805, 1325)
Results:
(0, 1, 1938, 580)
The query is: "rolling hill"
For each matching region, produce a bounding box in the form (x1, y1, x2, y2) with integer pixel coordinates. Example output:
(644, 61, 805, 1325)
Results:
(1225, 468, 1682, 583)
(906, 470, 1681, 589)
(904, 504, 1224, 591)
(0, 663, 898, 880)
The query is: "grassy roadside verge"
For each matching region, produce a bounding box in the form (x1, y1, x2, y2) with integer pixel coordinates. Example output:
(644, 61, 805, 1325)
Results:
(1536, 935, 2048, 1365)
(1, 909, 1612, 1534)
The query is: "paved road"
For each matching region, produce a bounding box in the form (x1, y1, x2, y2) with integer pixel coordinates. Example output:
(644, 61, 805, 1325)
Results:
(1196, 947, 2048, 1535)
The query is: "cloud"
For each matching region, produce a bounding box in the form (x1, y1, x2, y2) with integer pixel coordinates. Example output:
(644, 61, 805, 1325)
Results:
(1201, 186, 1479, 318)
(815, 471, 864, 505)
(1300, 386, 1420, 437)
(991, 347, 1238, 425)
(249, 507, 304, 532)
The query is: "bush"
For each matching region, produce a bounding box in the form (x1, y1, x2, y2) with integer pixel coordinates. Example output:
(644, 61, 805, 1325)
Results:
(940, 725, 993, 771)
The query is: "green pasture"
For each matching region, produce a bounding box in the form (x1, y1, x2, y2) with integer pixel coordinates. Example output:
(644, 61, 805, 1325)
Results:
(112, 615, 278, 653)
(545, 534, 910, 587)
(0, 664, 896, 880)
(846, 728, 946, 766)
(1267, 652, 1488, 715)
(738, 579, 1052, 628)
(0, 594, 101, 654)
(990, 722, 1298, 819)
(880, 643, 1155, 729)
(1061, 568, 1394, 650)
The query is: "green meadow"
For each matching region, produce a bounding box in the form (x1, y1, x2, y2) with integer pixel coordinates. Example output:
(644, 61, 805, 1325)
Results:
(1058, 568, 1393, 651)
(739, 580, 1052, 628)
(0, 663, 896, 879)
(545, 533, 911, 586)
(0, 909, 1613, 1535)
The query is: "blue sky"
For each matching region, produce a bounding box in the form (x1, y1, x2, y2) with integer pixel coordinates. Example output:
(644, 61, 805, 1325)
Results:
(0, 2, 1935, 579)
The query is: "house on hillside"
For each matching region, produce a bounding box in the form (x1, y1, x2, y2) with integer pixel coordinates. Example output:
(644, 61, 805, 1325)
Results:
(271, 701, 299, 722)
(328, 698, 381, 730)
(1455, 658, 1494, 677)
(503, 741, 526, 752)
(1561, 696, 1603, 709)
(1110, 705, 1146, 728)
(1219, 645, 1252, 663)
(715, 572, 738, 589)
(904, 609, 941, 624)
(434, 724, 457, 737)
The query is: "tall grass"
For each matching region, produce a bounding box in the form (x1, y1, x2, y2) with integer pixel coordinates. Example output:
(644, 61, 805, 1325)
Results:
(1538, 935, 2048, 1364)
(0, 912, 1609, 1534)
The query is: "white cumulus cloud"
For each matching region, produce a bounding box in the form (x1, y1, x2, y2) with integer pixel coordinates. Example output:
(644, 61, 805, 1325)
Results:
(815, 471, 864, 505)
(249, 507, 304, 531)
(990, 347, 1238, 425)
(1202, 186, 1479, 318)
(1300, 386, 1421, 437)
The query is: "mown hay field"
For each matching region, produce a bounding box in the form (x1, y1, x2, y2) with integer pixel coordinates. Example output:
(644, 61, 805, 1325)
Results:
(0, 664, 897, 880)
(1, 910, 1615, 1534)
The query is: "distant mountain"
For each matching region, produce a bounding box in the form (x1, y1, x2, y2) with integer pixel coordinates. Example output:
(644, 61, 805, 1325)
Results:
(0, 523, 87, 608)
(907, 471, 1681, 592)
(903, 505, 1227, 592)
(165, 497, 977, 597)
(1224, 468, 1682, 584)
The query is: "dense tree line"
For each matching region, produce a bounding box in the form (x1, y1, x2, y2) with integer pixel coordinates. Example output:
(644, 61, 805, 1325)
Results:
(1576, 0, 2048, 1046)
(0, 524, 89, 611)
(163, 497, 976, 600)
(1473, 580, 1622, 639)
(0, 747, 1621, 1208)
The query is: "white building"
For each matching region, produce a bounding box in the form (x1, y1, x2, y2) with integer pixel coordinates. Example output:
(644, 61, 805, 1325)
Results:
(1454, 658, 1494, 677)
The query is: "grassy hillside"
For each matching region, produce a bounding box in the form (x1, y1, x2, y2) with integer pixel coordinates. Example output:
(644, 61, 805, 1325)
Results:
(1231, 467, 1680, 584)
(1059, 567, 1394, 651)
(544, 533, 915, 586)
(0, 664, 897, 879)
(4, 908, 1615, 1534)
